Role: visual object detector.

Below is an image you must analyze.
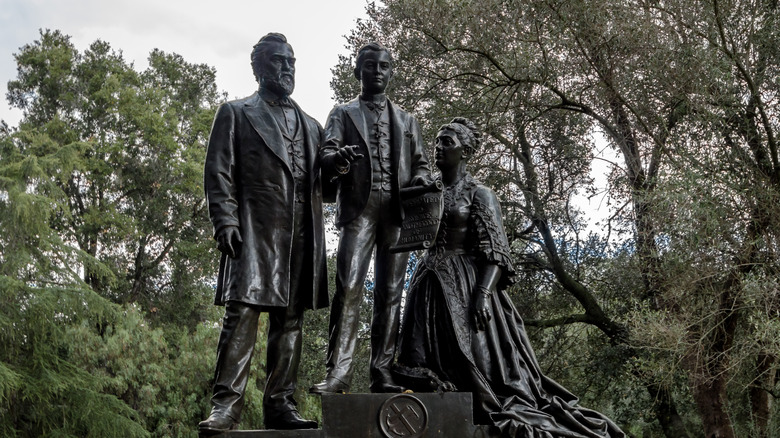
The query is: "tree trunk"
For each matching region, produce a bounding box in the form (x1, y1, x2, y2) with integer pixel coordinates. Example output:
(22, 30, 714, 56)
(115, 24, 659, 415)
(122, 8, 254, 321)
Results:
(513, 122, 690, 438)
(692, 373, 735, 438)
(646, 383, 691, 438)
(689, 281, 740, 438)
(750, 352, 774, 438)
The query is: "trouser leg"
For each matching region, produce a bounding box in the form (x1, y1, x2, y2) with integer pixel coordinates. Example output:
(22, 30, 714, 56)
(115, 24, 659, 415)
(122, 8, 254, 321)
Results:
(370, 190, 408, 384)
(325, 193, 379, 385)
(210, 301, 261, 421)
(263, 303, 304, 416)
(264, 201, 308, 416)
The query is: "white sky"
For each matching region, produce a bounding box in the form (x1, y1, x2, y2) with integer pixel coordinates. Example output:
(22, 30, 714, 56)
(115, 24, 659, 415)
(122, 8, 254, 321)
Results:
(0, 0, 370, 127)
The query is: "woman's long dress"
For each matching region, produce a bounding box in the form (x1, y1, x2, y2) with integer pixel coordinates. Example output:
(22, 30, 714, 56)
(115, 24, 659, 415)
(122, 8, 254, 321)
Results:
(397, 175, 624, 438)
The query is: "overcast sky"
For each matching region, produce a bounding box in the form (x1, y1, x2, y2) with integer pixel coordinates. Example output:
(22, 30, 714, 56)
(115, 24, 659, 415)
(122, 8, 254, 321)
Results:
(0, 0, 370, 126)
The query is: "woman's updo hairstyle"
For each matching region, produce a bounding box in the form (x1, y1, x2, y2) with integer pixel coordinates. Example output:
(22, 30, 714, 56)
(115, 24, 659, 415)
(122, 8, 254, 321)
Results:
(440, 117, 481, 156)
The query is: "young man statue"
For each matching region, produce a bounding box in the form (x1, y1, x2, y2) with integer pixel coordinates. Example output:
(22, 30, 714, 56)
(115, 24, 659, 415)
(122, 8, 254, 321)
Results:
(310, 42, 432, 395)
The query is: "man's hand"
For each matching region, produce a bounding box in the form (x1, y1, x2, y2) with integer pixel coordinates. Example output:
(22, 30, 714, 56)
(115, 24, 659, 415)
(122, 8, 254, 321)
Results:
(410, 174, 435, 187)
(216, 226, 242, 259)
(335, 145, 364, 172)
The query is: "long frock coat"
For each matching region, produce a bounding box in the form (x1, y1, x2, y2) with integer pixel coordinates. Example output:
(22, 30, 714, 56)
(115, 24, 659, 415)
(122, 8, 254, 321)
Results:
(204, 92, 328, 310)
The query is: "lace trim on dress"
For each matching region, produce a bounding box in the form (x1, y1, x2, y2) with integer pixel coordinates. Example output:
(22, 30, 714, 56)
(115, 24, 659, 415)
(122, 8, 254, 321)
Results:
(470, 195, 516, 288)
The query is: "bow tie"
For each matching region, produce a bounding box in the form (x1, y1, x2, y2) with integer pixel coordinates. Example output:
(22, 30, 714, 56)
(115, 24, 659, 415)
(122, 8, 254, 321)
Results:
(267, 98, 293, 108)
(363, 100, 386, 113)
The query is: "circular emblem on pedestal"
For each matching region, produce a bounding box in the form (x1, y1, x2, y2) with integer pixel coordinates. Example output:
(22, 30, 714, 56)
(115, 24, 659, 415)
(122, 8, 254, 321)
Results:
(378, 394, 428, 438)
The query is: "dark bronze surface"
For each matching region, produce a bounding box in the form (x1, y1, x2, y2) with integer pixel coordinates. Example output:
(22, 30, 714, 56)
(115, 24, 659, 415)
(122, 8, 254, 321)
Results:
(390, 182, 443, 253)
(396, 118, 626, 437)
(201, 32, 326, 432)
(205, 393, 497, 437)
(313, 42, 432, 393)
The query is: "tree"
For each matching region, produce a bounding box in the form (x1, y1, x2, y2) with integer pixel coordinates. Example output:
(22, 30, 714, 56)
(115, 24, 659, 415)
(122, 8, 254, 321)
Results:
(1, 29, 226, 436)
(332, 0, 780, 436)
(5, 29, 221, 324)
(626, 1, 780, 436)
(0, 84, 148, 436)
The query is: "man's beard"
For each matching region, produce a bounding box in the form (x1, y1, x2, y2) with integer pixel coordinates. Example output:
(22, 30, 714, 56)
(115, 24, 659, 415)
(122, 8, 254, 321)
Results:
(263, 73, 295, 97)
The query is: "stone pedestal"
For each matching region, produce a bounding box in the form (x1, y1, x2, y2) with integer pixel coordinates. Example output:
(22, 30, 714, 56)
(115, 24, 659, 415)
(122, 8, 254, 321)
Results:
(212, 392, 497, 437)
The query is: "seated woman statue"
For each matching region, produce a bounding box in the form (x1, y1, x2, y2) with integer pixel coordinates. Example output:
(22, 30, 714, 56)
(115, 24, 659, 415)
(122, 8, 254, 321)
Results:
(394, 117, 625, 438)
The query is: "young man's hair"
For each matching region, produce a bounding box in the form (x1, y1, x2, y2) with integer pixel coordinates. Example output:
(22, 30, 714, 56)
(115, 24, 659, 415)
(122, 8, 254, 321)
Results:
(355, 42, 393, 72)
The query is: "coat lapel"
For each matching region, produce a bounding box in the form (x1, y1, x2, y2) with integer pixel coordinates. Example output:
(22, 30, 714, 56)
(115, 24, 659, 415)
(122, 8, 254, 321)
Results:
(291, 100, 317, 176)
(242, 93, 291, 173)
(345, 98, 371, 148)
(388, 100, 403, 177)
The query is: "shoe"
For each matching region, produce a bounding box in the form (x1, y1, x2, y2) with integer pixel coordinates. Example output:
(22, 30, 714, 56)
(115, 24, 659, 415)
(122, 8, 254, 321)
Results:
(370, 380, 407, 393)
(198, 412, 237, 435)
(265, 409, 318, 430)
(370, 373, 406, 393)
(309, 376, 349, 394)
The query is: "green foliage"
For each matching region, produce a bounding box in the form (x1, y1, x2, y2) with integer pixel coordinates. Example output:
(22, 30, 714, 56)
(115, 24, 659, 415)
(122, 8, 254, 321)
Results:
(0, 278, 149, 437)
(65, 304, 216, 436)
(4, 29, 221, 319)
(0, 29, 227, 436)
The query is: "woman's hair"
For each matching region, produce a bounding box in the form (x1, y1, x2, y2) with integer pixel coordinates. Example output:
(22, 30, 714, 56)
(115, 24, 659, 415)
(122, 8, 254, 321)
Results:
(440, 117, 481, 153)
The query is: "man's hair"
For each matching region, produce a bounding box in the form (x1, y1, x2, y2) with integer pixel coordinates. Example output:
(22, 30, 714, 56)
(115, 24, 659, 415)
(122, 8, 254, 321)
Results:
(355, 42, 393, 72)
(251, 33, 289, 81)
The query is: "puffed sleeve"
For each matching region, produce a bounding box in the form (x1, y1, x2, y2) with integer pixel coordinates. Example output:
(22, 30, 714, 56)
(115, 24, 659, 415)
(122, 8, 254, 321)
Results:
(470, 185, 516, 290)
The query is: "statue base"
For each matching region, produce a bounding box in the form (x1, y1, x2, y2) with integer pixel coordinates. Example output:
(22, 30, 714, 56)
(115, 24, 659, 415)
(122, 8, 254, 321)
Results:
(207, 392, 497, 437)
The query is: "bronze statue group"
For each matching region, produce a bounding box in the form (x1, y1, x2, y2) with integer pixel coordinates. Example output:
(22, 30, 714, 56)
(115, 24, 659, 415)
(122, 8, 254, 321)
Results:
(200, 32, 625, 438)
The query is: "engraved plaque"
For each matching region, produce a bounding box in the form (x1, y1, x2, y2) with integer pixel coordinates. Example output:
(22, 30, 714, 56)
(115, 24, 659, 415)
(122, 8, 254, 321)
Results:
(378, 394, 428, 438)
(390, 182, 443, 253)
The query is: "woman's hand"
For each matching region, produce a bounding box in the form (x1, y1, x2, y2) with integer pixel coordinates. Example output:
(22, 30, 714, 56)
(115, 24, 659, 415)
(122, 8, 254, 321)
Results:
(473, 287, 493, 331)
(474, 264, 499, 331)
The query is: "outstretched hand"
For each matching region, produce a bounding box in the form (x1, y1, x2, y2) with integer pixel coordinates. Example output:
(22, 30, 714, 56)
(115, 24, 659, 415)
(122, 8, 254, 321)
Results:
(336, 145, 363, 168)
(216, 226, 242, 259)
